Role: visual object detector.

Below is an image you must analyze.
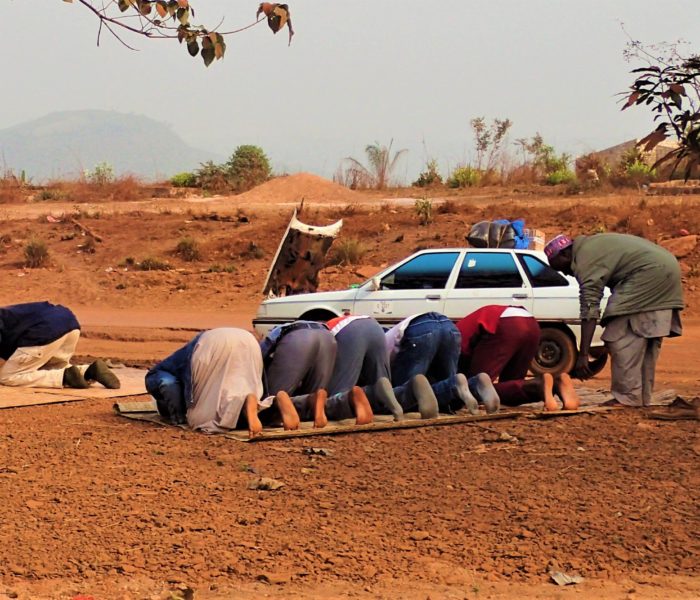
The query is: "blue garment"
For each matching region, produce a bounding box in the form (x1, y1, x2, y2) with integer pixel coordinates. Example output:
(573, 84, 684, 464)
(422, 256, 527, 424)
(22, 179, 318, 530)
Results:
(391, 374, 463, 414)
(146, 332, 203, 420)
(390, 312, 461, 411)
(0, 301, 80, 360)
(494, 218, 529, 249)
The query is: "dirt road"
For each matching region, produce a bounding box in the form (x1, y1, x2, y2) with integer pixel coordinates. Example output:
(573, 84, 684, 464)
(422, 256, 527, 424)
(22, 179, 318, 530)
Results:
(0, 185, 698, 599)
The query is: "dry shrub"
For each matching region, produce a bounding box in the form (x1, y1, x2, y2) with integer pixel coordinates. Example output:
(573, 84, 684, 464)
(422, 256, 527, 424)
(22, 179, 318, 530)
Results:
(506, 164, 539, 184)
(138, 257, 171, 271)
(437, 199, 458, 214)
(329, 238, 366, 265)
(175, 236, 202, 261)
(42, 176, 147, 204)
(326, 203, 367, 219)
(240, 241, 264, 260)
(108, 175, 143, 201)
(24, 238, 50, 268)
(0, 176, 26, 203)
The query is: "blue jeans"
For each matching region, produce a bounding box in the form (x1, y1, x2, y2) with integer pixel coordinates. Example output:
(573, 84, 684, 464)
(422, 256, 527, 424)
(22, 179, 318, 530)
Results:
(390, 312, 461, 411)
(145, 369, 186, 424)
(391, 313, 461, 384)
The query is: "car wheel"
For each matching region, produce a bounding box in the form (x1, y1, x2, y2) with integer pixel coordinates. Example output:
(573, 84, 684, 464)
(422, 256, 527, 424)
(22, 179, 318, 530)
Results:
(300, 309, 338, 323)
(586, 347, 609, 376)
(530, 328, 576, 375)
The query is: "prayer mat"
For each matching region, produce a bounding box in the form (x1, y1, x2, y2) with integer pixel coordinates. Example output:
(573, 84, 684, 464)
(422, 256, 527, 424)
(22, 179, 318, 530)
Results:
(113, 399, 519, 442)
(0, 367, 148, 409)
(513, 387, 678, 419)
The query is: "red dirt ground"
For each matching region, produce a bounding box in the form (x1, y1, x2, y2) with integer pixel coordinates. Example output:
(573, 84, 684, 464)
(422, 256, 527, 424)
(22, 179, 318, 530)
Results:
(0, 180, 698, 599)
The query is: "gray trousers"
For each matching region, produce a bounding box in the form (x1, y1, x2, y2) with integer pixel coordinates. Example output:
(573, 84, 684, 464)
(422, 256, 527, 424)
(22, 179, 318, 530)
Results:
(327, 318, 390, 395)
(265, 329, 337, 416)
(604, 317, 663, 407)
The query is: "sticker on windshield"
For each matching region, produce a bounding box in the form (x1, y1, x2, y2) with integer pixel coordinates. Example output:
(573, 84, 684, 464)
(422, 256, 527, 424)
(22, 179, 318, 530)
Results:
(467, 259, 476, 268)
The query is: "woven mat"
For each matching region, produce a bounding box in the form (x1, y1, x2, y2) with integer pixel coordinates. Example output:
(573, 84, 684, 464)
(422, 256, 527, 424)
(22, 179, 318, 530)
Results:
(0, 367, 148, 409)
(114, 399, 520, 442)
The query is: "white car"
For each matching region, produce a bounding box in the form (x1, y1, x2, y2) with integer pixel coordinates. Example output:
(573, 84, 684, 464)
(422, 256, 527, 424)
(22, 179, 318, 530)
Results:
(253, 248, 608, 374)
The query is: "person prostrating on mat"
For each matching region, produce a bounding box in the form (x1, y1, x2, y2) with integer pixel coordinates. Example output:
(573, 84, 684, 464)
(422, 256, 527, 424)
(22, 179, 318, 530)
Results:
(0, 301, 119, 390)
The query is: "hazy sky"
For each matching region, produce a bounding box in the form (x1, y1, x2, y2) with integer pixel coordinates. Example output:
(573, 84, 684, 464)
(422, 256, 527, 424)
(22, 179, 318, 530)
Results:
(4, 1, 699, 181)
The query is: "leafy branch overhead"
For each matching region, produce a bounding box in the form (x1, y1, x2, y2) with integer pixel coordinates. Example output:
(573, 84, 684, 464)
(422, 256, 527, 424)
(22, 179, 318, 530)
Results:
(64, 0, 294, 67)
(622, 42, 700, 179)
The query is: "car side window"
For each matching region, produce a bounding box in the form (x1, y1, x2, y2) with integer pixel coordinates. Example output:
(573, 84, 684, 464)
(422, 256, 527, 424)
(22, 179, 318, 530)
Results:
(455, 252, 523, 288)
(380, 252, 459, 290)
(517, 254, 570, 287)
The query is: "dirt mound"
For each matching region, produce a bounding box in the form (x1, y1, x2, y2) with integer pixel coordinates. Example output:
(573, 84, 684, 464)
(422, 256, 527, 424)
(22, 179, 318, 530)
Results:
(235, 172, 368, 205)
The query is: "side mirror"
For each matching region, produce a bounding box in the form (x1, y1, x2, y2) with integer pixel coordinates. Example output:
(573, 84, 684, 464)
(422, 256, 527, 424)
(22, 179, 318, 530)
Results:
(371, 276, 381, 291)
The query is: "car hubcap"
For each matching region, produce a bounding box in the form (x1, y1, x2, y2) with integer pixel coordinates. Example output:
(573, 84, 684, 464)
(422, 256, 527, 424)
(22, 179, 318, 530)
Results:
(538, 341, 562, 368)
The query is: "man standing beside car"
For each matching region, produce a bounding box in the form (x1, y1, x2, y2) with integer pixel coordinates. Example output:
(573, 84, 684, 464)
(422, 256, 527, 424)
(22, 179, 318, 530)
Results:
(545, 233, 684, 407)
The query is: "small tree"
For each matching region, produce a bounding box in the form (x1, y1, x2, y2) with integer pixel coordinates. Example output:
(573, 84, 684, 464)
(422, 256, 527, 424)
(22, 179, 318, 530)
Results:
(85, 162, 115, 185)
(225, 145, 272, 193)
(413, 159, 443, 187)
(343, 140, 408, 190)
(621, 39, 700, 179)
(471, 117, 513, 172)
(522, 134, 574, 183)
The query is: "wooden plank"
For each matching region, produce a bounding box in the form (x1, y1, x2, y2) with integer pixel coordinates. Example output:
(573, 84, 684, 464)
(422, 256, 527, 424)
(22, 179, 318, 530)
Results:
(228, 412, 518, 442)
(0, 394, 85, 410)
(113, 406, 519, 441)
(526, 405, 623, 419)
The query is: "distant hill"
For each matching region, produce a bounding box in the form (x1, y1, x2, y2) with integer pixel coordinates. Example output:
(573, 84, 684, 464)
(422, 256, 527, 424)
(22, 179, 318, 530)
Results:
(0, 110, 222, 181)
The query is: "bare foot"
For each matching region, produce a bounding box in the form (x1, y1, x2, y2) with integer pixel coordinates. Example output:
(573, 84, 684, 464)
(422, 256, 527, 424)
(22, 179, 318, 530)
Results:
(246, 393, 263, 439)
(309, 389, 328, 428)
(350, 386, 373, 425)
(542, 372, 558, 411)
(274, 391, 300, 431)
(557, 373, 581, 410)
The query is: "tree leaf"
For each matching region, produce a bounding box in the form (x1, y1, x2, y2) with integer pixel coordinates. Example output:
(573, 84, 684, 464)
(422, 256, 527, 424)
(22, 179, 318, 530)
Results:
(622, 91, 640, 110)
(177, 6, 190, 25)
(670, 83, 686, 95)
(187, 39, 199, 57)
(167, 0, 178, 17)
(201, 46, 215, 67)
(177, 0, 189, 6)
(117, 0, 130, 12)
(214, 40, 225, 60)
(155, 1, 167, 18)
(638, 128, 668, 152)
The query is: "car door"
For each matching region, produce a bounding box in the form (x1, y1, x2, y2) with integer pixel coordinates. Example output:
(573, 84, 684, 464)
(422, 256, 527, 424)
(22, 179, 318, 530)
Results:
(442, 250, 534, 319)
(515, 253, 577, 321)
(351, 251, 460, 325)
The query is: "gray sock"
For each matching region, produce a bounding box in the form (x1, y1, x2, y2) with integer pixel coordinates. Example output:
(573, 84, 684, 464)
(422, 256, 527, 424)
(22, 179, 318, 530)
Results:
(454, 373, 480, 415)
(469, 373, 500, 414)
(372, 377, 404, 421)
(409, 374, 439, 419)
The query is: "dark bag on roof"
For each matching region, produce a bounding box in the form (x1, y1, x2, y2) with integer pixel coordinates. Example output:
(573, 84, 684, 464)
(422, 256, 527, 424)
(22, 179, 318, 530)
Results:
(466, 220, 517, 248)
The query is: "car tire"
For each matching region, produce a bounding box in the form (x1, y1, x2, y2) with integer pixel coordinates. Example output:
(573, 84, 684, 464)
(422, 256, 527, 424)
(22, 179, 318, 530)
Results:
(586, 347, 609, 376)
(530, 327, 576, 376)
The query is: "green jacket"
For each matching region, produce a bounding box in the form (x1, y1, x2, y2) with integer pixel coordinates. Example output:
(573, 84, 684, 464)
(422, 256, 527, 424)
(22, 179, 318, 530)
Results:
(571, 233, 684, 324)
